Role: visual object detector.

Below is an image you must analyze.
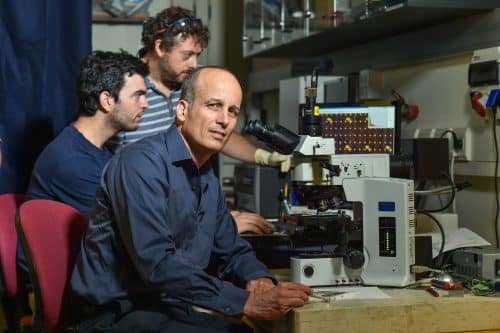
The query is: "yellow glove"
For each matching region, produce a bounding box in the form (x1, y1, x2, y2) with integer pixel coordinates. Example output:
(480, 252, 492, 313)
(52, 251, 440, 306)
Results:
(254, 148, 292, 173)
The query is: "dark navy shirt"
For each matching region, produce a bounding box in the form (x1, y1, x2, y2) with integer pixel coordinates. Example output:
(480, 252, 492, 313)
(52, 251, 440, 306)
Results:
(27, 124, 112, 216)
(70, 126, 272, 317)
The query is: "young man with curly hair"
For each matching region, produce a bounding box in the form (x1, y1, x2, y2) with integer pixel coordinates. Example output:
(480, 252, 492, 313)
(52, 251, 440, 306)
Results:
(112, 6, 287, 234)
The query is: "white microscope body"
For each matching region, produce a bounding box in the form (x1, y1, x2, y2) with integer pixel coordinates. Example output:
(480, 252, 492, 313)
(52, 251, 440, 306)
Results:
(289, 136, 415, 287)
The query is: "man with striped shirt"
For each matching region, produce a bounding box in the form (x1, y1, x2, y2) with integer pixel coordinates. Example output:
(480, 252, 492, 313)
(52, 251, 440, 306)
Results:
(113, 77, 179, 146)
(112, 7, 288, 235)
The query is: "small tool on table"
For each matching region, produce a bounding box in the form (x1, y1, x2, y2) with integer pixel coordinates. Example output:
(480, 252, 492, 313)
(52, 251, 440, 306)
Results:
(431, 279, 462, 290)
(310, 292, 330, 302)
(309, 291, 350, 302)
(425, 286, 440, 297)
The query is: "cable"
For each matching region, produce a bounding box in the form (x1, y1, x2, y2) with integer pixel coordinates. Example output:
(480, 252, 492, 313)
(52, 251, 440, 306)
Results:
(493, 106, 499, 248)
(415, 185, 454, 195)
(464, 278, 495, 296)
(450, 154, 456, 213)
(415, 182, 470, 195)
(440, 130, 463, 152)
(415, 179, 426, 211)
(417, 211, 445, 268)
(420, 176, 456, 213)
(410, 265, 441, 274)
(440, 130, 460, 213)
(414, 182, 469, 195)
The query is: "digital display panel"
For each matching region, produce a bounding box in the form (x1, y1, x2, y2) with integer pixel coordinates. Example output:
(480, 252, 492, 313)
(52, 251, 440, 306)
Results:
(468, 60, 499, 87)
(318, 105, 396, 154)
(379, 216, 396, 257)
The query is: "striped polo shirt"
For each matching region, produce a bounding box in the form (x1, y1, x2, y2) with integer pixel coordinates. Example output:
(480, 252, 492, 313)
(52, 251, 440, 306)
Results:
(109, 76, 180, 151)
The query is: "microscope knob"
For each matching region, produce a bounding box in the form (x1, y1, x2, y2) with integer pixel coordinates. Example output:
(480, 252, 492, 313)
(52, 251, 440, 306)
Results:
(303, 265, 314, 278)
(343, 249, 365, 269)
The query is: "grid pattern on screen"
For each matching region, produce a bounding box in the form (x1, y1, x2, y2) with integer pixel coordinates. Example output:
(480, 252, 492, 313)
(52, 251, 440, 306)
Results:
(319, 105, 395, 154)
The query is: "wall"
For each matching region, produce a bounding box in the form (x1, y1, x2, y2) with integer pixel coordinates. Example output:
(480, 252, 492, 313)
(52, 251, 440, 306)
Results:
(91, 2, 500, 244)
(376, 53, 499, 245)
(91, 0, 225, 66)
(248, 9, 500, 245)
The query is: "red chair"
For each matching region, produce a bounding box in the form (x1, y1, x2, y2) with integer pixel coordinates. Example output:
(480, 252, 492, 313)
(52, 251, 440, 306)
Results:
(0, 193, 27, 331)
(16, 199, 88, 333)
(0, 193, 26, 296)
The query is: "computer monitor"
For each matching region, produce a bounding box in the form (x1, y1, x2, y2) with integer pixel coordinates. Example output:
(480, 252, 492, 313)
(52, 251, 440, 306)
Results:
(313, 104, 398, 155)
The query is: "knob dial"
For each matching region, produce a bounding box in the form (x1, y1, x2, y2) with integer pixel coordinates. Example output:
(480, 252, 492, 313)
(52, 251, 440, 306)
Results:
(303, 265, 314, 277)
(343, 249, 365, 269)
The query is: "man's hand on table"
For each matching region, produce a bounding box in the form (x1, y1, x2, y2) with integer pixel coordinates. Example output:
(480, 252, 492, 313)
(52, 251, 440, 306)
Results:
(231, 211, 274, 234)
(243, 281, 312, 321)
(246, 277, 275, 293)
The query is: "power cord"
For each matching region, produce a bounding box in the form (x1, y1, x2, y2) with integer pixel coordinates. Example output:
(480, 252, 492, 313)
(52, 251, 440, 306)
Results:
(416, 211, 445, 268)
(440, 130, 463, 153)
(464, 278, 495, 296)
(486, 91, 500, 247)
(410, 265, 441, 274)
(493, 106, 499, 247)
(420, 175, 456, 213)
(450, 153, 457, 213)
(414, 182, 471, 195)
(440, 129, 461, 213)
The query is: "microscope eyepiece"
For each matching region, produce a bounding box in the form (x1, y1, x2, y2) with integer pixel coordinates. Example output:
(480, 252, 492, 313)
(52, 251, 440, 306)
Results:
(244, 120, 300, 155)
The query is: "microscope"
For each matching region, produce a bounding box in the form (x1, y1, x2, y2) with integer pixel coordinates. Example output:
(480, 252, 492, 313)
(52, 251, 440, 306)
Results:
(245, 72, 415, 287)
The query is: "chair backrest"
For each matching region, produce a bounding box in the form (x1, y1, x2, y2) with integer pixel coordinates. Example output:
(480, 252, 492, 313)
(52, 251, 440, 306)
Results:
(16, 199, 88, 333)
(0, 193, 27, 296)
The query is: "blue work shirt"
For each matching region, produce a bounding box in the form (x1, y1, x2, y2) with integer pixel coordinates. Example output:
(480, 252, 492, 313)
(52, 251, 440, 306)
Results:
(70, 126, 272, 317)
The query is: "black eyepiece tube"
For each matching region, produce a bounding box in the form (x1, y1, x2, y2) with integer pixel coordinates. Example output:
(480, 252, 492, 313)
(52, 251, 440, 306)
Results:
(244, 120, 300, 155)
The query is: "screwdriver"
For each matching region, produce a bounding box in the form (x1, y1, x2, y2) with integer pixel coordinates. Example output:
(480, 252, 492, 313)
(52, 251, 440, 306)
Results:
(431, 279, 461, 290)
(425, 286, 440, 297)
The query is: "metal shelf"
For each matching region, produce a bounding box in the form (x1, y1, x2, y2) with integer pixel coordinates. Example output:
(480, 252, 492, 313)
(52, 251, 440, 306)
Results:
(243, 2, 497, 58)
(92, 14, 146, 25)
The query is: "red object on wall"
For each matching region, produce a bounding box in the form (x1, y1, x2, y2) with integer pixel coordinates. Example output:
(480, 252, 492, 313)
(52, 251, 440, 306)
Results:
(470, 91, 487, 117)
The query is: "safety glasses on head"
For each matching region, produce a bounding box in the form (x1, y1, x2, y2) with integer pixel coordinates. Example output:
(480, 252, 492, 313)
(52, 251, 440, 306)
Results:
(157, 16, 203, 34)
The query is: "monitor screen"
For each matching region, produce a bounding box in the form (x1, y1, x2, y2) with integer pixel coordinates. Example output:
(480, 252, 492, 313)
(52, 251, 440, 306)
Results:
(317, 104, 397, 155)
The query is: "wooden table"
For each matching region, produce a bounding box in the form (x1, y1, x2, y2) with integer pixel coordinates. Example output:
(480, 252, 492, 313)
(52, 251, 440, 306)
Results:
(270, 285, 500, 333)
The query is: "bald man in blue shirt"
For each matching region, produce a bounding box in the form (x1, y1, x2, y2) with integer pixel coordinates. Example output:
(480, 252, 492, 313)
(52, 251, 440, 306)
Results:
(70, 66, 311, 333)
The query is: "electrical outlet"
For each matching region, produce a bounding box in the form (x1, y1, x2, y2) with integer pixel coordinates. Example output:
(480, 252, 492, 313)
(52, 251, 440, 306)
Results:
(441, 128, 471, 161)
(403, 127, 472, 161)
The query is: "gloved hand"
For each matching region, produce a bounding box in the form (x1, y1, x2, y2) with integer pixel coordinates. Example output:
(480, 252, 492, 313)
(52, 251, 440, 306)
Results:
(254, 148, 292, 173)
